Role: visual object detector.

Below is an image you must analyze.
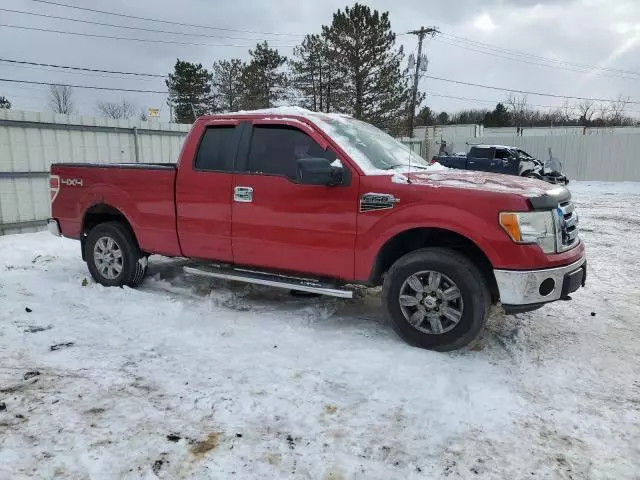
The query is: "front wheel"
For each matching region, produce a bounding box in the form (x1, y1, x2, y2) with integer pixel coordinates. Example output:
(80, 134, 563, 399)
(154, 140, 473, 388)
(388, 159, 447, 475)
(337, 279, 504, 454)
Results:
(85, 221, 147, 288)
(382, 248, 489, 351)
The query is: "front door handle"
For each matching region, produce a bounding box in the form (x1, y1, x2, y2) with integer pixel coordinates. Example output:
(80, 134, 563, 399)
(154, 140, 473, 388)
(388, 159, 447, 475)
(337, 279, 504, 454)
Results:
(234, 186, 253, 203)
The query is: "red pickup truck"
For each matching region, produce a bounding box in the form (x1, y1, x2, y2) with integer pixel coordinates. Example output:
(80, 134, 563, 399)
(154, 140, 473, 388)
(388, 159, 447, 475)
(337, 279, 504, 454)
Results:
(48, 108, 586, 351)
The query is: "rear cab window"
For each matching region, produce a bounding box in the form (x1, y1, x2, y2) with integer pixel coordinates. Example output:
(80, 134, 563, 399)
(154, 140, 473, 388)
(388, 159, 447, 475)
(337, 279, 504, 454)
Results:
(194, 126, 238, 172)
(469, 147, 493, 160)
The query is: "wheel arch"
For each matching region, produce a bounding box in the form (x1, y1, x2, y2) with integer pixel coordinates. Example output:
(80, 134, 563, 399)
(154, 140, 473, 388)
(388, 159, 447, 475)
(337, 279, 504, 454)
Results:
(81, 203, 139, 261)
(368, 227, 499, 303)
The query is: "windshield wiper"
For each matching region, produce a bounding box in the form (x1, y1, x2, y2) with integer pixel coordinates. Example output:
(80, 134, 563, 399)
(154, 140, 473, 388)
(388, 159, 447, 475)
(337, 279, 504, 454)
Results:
(383, 163, 429, 171)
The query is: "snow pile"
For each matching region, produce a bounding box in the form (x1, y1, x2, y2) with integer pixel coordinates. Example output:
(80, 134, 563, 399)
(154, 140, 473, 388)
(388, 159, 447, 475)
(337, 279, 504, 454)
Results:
(1, 182, 640, 478)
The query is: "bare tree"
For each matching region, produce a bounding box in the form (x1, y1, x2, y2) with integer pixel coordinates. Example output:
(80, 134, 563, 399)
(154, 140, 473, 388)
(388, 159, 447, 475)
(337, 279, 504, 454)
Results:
(545, 108, 563, 126)
(48, 85, 75, 114)
(609, 94, 630, 126)
(506, 94, 529, 130)
(595, 103, 610, 126)
(96, 99, 137, 119)
(560, 98, 574, 124)
(576, 99, 595, 125)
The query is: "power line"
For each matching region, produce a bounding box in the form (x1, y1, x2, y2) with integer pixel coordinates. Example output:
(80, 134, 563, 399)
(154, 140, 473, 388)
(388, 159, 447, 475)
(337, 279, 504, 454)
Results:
(0, 7, 297, 43)
(29, 0, 306, 38)
(424, 92, 640, 114)
(0, 78, 167, 94)
(0, 58, 164, 78)
(0, 60, 161, 83)
(0, 23, 297, 48)
(433, 36, 640, 80)
(438, 31, 640, 77)
(422, 74, 640, 104)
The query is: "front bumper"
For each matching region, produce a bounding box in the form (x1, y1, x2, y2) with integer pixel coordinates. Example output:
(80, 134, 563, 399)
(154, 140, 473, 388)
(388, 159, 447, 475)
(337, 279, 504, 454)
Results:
(541, 174, 569, 185)
(47, 218, 61, 237)
(495, 255, 586, 311)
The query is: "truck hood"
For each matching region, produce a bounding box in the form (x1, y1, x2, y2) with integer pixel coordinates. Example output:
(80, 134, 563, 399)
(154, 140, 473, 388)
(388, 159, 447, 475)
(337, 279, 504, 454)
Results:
(391, 169, 569, 204)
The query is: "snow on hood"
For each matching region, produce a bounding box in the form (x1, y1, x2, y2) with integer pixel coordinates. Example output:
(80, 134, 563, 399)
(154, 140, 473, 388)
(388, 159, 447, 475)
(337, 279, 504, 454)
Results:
(398, 169, 562, 198)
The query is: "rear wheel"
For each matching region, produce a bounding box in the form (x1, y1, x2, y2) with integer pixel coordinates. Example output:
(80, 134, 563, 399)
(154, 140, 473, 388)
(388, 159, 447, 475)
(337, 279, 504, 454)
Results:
(85, 221, 147, 287)
(382, 248, 489, 351)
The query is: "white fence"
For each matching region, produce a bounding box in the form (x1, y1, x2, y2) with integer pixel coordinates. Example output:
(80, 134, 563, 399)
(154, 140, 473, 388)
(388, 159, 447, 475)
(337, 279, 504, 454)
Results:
(410, 132, 640, 182)
(466, 134, 640, 182)
(3, 109, 640, 235)
(0, 109, 189, 235)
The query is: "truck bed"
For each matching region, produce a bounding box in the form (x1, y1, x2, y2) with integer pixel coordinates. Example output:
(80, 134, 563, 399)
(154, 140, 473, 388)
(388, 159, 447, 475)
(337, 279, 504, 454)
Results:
(51, 162, 181, 257)
(436, 155, 468, 170)
(53, 162, 176, 170)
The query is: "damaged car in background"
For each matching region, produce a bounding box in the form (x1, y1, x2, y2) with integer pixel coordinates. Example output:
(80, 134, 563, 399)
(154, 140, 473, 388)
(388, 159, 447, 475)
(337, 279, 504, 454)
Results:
(433, 145, 569, 185)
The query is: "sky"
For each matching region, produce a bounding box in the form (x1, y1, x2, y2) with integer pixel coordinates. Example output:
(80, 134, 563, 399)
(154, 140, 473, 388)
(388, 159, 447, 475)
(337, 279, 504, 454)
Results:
(1, 0, 639, 121)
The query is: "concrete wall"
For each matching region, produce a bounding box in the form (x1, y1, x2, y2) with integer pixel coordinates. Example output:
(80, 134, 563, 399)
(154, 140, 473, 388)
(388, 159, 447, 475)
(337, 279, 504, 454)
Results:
(0, 109, 190, 235)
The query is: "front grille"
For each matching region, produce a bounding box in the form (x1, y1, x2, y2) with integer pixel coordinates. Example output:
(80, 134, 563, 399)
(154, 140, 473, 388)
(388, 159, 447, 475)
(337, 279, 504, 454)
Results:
(557, 200, 579, 251)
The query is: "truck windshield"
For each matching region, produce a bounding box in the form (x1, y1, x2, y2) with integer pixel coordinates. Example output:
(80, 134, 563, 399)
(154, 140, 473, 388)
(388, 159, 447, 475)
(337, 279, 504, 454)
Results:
(311, 114, 429, 174)
(517, 149, 534, 159)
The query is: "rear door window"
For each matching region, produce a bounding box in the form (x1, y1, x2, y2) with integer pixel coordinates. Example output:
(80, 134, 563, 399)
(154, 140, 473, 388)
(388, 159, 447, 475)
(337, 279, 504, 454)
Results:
(194, 126, 238, 172)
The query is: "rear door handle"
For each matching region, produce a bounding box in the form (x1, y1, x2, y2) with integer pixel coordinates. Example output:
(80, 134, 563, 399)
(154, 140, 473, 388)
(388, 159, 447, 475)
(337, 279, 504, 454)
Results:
(234, 186, 253, 203)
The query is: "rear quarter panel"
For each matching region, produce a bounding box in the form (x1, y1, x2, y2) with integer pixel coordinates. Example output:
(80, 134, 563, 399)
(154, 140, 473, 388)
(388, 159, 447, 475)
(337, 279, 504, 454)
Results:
(51, 165, 181, 256)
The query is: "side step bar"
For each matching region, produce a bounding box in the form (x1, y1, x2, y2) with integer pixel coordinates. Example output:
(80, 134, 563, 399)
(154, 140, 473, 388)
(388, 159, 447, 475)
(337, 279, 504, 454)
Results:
(183, 265, 354, 299)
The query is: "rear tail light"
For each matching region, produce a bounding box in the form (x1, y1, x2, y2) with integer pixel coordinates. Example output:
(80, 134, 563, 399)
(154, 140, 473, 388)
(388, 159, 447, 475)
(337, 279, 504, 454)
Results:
(50, 175, 60, 203)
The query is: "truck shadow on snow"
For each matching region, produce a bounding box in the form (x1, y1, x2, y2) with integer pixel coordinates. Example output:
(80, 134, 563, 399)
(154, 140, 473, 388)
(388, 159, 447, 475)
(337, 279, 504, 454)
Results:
(143, 258, 536, 354)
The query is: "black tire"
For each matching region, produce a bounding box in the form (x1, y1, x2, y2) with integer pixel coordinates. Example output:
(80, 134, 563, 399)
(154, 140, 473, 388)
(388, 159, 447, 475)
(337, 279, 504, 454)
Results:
(382, 248, 489, 351)
(85, 221, 147, 288)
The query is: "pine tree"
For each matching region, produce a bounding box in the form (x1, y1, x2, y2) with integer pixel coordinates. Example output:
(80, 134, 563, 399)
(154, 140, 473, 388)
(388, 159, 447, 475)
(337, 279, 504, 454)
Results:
(483, 103, 510, 127)
(0, 96, 11, 109)
(436, 111, 450, 124)
(166, 60, 213, 123)
(416, 106, 435, 126)
(240, 42, 287, 110)
(290, 34, 336, 112)
(322, 3, 411, 128)
(212, 58, 245, 112)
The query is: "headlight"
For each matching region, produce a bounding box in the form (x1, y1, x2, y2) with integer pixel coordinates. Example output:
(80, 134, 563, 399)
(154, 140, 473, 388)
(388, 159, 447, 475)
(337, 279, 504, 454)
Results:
(499, 211, 557, 254)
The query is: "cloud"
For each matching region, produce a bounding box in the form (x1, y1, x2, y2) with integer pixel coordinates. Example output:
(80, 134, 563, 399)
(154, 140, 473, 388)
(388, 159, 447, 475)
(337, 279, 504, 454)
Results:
(0, 0, 638, 118)
(473, 13, 497, 32)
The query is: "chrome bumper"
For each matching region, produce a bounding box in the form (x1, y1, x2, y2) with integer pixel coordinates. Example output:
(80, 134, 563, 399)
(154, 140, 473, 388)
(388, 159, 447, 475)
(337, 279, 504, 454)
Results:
(495, 255, 586, 306)
(47, 218, 61, 237)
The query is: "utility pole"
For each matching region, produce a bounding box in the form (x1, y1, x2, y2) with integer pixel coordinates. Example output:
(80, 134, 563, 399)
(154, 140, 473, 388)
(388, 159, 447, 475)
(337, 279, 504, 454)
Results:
(407, 26, 438, 137)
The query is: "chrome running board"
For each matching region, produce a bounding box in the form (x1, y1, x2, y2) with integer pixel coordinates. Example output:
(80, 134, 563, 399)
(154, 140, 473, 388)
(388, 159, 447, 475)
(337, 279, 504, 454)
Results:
(183, 265, 354, 299)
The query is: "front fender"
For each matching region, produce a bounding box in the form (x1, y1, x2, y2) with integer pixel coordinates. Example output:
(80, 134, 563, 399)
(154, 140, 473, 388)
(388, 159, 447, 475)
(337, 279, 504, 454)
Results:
(354, 203, 504, 281)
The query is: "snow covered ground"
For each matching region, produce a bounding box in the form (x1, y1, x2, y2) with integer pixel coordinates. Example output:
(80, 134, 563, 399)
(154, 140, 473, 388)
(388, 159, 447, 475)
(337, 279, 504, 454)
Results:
(1, 182, 639, 480)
